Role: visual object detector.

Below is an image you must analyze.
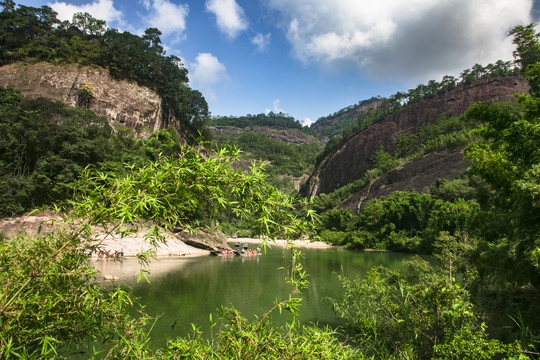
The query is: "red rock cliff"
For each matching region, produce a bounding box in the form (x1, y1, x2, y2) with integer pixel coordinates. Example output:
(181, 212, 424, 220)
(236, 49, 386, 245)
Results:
(0, 62, 179, 134)
(301, 76, 530, 198)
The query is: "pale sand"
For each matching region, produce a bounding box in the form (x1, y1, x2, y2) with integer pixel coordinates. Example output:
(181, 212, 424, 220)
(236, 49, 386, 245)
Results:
(229, 237, 333, 249)
(90, 230, 210, 257)
(90, 235, 331, 259)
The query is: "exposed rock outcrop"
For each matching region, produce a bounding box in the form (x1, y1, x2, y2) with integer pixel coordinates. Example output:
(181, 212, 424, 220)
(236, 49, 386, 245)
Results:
(0, 213, 217, 257)
(301, 76, 529, 198)
(341, 150, 469, 212)
(0, 62, 177, 134)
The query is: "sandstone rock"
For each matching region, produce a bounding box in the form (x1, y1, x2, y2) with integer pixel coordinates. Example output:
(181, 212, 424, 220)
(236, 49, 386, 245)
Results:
(301, 76, 530, 198)
(341, 150, 470, 212)
(0, 62, 180, 136)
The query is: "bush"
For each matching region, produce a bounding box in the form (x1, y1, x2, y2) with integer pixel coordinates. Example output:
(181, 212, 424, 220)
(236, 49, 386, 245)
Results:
(328, 260, 524, 359)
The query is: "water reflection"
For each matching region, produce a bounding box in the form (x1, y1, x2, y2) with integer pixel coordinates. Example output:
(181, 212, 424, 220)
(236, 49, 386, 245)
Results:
(94, 247, 417, 348)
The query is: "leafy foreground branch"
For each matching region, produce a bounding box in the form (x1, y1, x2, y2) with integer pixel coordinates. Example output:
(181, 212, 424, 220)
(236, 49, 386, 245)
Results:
(0, 142, 362, 359)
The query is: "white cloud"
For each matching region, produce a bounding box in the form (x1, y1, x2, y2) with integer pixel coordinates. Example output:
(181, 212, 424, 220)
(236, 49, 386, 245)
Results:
(49, 0, 123, 25)
(252, 32, 271, 52)
(268, 0, 534, 83)
(206, 0, 248, 39)
(303, 117, 313, 127)
(141, 0, 189, 39)
(265, 99, 285, 115)
(189, 53, 227, 101)
(140, 0, 151, 11)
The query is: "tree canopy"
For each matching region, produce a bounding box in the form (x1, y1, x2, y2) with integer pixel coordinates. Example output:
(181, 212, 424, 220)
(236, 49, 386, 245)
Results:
(0, 0, 208, 136)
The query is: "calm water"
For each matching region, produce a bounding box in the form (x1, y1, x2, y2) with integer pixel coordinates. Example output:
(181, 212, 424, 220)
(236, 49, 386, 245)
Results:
(94, 245, 417, 348)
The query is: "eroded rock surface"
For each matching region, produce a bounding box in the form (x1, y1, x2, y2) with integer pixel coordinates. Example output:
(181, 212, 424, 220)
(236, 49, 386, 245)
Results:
(301, 76, 529, 198)
(0, 62, 176, 133)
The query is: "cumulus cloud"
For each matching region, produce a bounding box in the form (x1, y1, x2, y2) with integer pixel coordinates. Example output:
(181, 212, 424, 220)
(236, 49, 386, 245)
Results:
(206, 0, 248, 39)
(267, 0, 534, 83)
(252, 32, 272, 52)
(49, 0, 123, 25)
(265, 99, 286, 115)
(189, 53, 227, 101)
(140, 0, 189, 39)
(303, 117, 313, 127)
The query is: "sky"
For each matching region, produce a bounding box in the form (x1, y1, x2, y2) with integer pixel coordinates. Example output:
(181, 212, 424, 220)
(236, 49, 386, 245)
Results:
(11, 0, 540, 126)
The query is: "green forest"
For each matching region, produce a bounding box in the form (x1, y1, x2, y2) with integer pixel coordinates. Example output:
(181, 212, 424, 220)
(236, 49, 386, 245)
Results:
(1, 0, 540, 358)
(0, 0, 209, 132)
(208, 112, 322, 194)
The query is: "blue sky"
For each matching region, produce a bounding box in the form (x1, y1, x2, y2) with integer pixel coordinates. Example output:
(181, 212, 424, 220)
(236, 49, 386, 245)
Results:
(12, 0, 539, 125)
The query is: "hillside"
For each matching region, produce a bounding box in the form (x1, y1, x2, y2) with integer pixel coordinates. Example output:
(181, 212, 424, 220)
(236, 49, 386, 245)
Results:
(310, 97, 382, 140)
(208, 113, 322, 192)
(301, 75, 529, 199)
(340, 149, 469, 211)
(0, 62, 186, 137)
(0, 3, 208, 141)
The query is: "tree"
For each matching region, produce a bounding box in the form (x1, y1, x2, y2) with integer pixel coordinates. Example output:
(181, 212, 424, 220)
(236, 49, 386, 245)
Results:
(509, 24, 540, 71)
(71, 11, 106, 36)
(0, 1, 59, 63)
(142, 27, 164, 56)
(463, 24, 540, 286)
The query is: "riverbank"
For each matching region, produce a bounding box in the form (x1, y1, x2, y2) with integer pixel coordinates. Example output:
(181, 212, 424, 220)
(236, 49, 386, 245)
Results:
(0, 212, 333, 257)
(230, 237, 334, 249)
(90, 231, 210, 257)
(0, 213, 211, 257)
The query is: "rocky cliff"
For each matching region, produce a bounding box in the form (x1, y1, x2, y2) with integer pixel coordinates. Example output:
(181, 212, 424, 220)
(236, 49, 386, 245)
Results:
(340, 149, 469, 211)
(0, 62, 177, 134)
(301, 76, 530, 198)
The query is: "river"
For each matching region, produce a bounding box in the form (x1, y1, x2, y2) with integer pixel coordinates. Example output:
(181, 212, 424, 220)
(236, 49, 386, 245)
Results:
(93, 244, 418, 349)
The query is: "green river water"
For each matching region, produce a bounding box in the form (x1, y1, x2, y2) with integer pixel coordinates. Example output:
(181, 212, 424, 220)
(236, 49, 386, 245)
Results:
(93, 244, 417, 349)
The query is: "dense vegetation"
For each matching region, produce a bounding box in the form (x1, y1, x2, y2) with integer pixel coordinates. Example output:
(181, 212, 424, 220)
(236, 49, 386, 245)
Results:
(209, 111, 313, 134)
(1, 0, 539, 355)
(0, 87, 187, 216)
(0, 0, 208, 133)
(209, 112, 322, 195)
(208, 113, 322, 235)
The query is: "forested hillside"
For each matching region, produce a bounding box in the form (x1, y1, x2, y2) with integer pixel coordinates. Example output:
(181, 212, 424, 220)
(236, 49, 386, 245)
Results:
(310, 97, 382, 140)
(0, 0, 208, 135)
(208, 112, 322, 193)
(312, 59, 520, 162)
(1, 0, 540, 357)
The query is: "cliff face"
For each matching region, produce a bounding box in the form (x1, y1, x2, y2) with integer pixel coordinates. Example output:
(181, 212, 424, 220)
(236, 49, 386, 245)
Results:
(0, 62, 176, 134)
(301, 76, 530, 198)
(340, 149, 469, 211)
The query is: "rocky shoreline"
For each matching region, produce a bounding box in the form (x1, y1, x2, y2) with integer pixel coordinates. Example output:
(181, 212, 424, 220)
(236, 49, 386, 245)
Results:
(0, 213, 333, 259)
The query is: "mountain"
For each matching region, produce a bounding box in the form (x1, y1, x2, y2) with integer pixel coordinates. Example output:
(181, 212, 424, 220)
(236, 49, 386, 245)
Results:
(0, 62, 191, 139)
(310, 97, 382, 140)
(300, 75, 530, 200)
(208, 113, 322, 192)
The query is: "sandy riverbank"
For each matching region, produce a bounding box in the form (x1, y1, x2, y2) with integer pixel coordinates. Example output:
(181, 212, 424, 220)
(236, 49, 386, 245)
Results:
(0, 213, 332, 257)
(90, 231, 210, 257)
(90, 236, 333, 258)
(229, 237, 334, 249)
